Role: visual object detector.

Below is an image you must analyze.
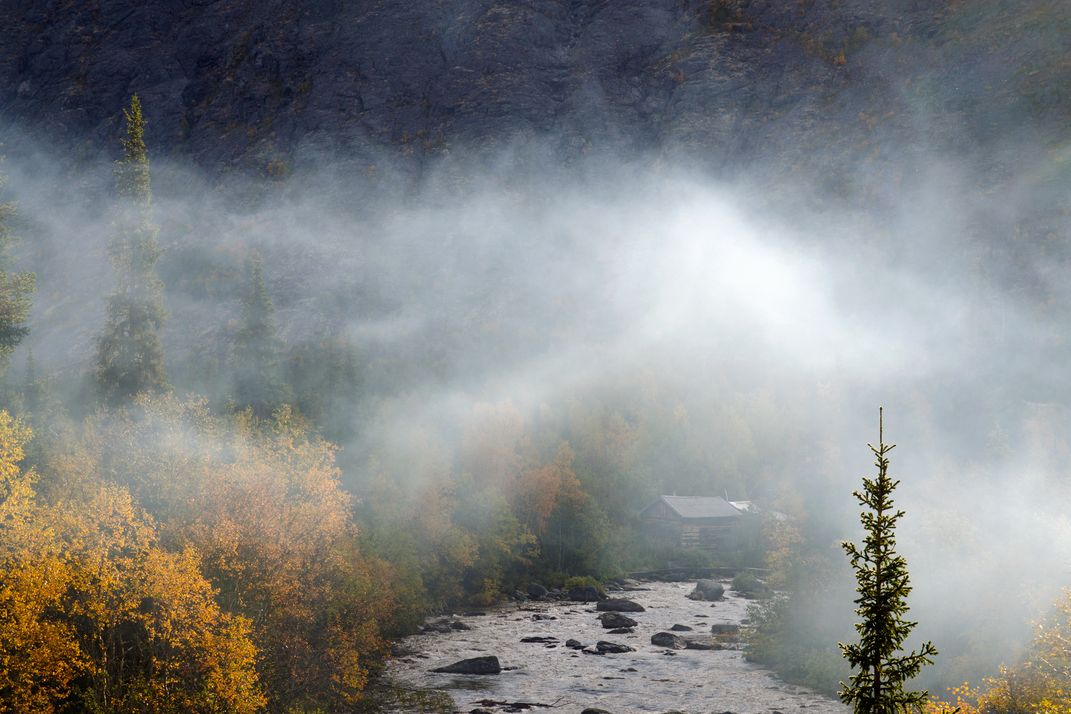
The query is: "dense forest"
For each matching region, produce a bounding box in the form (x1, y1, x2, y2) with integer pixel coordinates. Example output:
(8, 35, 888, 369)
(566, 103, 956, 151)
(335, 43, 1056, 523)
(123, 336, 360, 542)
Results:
(2, 1, 1071, 711)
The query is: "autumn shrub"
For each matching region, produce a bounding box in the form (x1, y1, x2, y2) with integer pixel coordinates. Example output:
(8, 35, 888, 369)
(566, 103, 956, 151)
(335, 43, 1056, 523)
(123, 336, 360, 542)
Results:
(927, 589, 1071, 714)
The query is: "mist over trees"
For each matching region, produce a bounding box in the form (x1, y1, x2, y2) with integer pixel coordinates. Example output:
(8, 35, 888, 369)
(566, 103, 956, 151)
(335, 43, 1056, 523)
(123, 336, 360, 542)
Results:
(1, 4, 1071, 707)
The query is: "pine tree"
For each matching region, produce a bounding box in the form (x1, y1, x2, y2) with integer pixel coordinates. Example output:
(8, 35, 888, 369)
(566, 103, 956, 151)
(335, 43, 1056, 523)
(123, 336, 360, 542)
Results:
(0, 157, 35, 370)
(839, 408, 937, 714)
(95, 95, 168, 407)
(232, 254, 288, 416)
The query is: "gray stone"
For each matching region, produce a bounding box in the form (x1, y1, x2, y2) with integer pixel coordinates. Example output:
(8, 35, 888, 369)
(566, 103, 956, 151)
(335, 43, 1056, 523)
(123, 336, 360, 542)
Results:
(650, 632, 688, 649)
(686, 580, 725, 601)
(596, 640, 635, 654)
(597, 612, 638, 629)
(596, 598, 645, 612)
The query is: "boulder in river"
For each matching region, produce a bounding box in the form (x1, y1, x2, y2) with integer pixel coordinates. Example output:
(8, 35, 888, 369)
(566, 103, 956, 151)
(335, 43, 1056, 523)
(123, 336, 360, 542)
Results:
(686, 580, 725, 601)
(608, 627, 634, 634)
(565, 639, 585, 649)
(597, 612, 638, 629)
(596, 640, 635, 654)
(430, 655, 501, 674)
(596, 598, 645, 612)
(711, 623, 741, 636)
(684, 636, 722, 650)
(651, 632, 688, 649)
(568, 585, 606, 602)
(422, 618, 470, 633)
(582, 709, 613, 714)
(670, 624, 693, 631)
(527, 583, 548, 599)
(520, 636, 557, 643)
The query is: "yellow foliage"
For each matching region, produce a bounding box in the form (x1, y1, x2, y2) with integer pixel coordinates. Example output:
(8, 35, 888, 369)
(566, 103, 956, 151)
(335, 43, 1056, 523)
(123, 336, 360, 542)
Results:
(928, 590, 1071, 714)
(76, 396, 393, 709)
(0, 409, 264, 713)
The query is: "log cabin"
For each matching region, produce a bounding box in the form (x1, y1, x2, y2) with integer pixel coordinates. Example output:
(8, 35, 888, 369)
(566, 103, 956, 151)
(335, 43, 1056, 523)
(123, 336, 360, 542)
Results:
(639, 495, 745, 550)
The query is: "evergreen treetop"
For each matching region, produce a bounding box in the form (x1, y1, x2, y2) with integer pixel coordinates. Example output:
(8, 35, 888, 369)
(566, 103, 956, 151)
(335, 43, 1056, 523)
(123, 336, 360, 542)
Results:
(95, 95, 169, 407)
(839, 408, 937, 714)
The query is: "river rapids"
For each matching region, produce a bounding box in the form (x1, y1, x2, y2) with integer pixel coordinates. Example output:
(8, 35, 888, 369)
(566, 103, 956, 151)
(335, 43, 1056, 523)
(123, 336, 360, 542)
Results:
(383, 579, 847, 713)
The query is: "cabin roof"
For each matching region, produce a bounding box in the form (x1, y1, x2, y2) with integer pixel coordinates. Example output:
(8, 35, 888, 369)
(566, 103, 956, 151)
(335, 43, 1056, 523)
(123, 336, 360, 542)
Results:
(647, 495, 743, 520)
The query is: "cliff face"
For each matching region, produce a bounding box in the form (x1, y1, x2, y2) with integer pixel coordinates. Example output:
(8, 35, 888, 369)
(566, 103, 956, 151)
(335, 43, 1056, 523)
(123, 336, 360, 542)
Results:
(0, 0, 1067, 175)
(0, 0, 908, 171)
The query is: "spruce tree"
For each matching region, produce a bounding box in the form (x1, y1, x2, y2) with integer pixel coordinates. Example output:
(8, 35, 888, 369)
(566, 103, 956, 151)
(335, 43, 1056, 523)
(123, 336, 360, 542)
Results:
(839, 408, 937, 714)
(95, 95, 169, 407)
(0, 158, 35, 369)
(232, 254, 288, 416)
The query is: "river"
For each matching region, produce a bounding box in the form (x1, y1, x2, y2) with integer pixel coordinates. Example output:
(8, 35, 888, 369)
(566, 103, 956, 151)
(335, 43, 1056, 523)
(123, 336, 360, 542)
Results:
(382, 579, 848, 713)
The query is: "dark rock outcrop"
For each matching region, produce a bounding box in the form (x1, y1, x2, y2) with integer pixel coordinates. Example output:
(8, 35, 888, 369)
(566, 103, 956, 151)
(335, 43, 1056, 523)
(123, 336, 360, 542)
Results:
(430, 655, 502, 675)
(3, 0, 1048, 180)
(670, 624, 693, 631)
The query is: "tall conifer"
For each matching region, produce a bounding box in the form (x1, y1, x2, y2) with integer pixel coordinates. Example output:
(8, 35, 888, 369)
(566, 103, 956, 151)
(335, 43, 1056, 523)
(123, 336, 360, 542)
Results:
(839, 408, 937, 714)
(0, 158, 35, 370)
(95, 95, 168, 406)
(232, 254, 288, 416)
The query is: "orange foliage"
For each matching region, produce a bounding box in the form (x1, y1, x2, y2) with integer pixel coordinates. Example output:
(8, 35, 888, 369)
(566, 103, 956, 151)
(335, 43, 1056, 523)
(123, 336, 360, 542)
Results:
(74, 397, 395, 709)
(0, 410, 263, 714)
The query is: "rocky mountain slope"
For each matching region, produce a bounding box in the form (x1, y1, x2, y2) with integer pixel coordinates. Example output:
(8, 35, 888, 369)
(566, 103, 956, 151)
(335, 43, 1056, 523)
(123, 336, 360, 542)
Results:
(4, 0, 1066, 175)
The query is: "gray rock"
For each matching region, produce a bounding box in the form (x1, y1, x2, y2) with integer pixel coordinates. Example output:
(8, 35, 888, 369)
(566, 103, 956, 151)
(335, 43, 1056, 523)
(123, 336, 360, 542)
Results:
(582, 709, 613, 714)
(596, 640, 635, 654)
(568, 585, 605, 602)
(597, 612, 638, 629)
(686, 580, 725, 601)
(669, 623, 693, 631)
(650, 632, 688, 649)
(711, 623, 741, 635)
(565, 638, 585, 649)
(596, 598, 645, 612)
(430, 655, 501, 675)
(527, 582, 548, 599)
(683, 636, 722, 650)
(607, 627, 635, 634)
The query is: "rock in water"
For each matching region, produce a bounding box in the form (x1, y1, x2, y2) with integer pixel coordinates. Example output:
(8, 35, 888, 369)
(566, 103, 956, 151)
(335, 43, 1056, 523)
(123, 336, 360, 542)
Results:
(683, 636, 722, 650)
(596, 598, 645, 612)
(527, 583, 548, 599)
(711, 623, 741, 635)
(597, 612, 638, 629)
(686, 580, 725, 601)
(430, 656, 502, 674)
(596, 640, 635, 654)
(568, 585, 605, 602)
(651, 632, 689, 649)
(565, 639, 585, 649)
(582, 709, 613, 714)
(670, 624, 693, 631)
